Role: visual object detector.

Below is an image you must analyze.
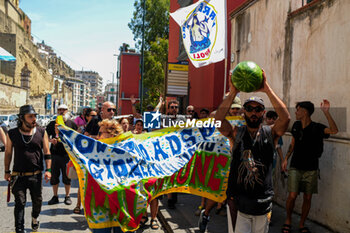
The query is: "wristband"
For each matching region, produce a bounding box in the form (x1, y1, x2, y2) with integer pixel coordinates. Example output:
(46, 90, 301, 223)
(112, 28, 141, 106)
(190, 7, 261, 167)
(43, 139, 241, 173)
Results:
(45, 168, 52, 172)
(44, 154, 52, 160)
(5, 170, 11, 174)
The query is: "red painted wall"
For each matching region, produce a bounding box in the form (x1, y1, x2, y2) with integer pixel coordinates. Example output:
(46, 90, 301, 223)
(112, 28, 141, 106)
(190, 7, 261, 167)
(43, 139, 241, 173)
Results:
(119, 53, 141, 115)
(168, 0, 248, 113)
(168, 1, 181, 63)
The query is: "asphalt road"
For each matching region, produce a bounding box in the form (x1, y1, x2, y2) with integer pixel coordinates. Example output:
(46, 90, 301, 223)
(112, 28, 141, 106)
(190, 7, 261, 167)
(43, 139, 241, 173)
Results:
(0, 150, 334, 233)
(0, 151, 166, 233)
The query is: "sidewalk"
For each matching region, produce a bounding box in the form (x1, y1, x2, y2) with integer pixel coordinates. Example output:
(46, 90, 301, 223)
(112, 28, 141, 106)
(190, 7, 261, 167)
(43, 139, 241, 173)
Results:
(157, 193, 334, 233)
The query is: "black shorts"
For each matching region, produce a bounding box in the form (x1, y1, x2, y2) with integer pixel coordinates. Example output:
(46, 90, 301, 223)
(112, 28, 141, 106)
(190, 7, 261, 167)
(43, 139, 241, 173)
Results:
(50, 155, 71, 185)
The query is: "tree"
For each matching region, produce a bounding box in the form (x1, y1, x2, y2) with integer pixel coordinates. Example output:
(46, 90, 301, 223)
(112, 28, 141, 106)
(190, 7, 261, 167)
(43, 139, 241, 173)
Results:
(128, 0, 170, 50)
(128, 0, 170, 111)
(143, 37, 168, 109)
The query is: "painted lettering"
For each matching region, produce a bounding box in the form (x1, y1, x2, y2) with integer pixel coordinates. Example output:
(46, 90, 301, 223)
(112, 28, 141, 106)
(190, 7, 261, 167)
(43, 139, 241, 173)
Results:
(166, 135, 182, 156)
(112, 159, 128, 178)
(102, 158, 114, 179)
(153, 139, 169, 160)
(207, 155, 229, 191)
(75, 134, 94, 154)
(180, 129, 197, 147)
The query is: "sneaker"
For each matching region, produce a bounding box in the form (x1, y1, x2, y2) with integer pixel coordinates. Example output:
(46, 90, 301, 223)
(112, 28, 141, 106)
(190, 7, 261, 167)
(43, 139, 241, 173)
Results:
(195, 205, 204, 216)
(198, 209, 210, 233)
(48, 195, 59, 205)
(31, 217, 40, 232)
(64, 196, 72, 205)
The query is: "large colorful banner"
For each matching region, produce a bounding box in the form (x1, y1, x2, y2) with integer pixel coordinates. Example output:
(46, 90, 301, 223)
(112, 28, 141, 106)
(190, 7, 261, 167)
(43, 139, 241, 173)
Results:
(58, 116, 244, 232)
(170, 0, 227, 68)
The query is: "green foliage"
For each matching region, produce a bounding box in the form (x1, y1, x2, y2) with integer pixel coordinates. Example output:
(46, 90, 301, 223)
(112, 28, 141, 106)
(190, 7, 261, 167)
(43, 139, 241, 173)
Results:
(142, 38, 168, 110)
(128, 0, 170, 111)
(128, 0, 170, 50)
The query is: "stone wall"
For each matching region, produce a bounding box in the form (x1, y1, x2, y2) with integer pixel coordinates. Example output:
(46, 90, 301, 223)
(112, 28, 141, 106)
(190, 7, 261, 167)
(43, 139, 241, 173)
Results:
(230, 0, 350, 232)
(49, 56, 75, 78)
(0, 0, 76, 114)
(0, 0, 54, 95)
(0, 82, 27, 114)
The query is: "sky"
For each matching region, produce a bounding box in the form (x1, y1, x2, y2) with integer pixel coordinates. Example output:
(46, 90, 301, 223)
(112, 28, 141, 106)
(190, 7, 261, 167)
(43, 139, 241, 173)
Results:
(20, 0, 137, 87)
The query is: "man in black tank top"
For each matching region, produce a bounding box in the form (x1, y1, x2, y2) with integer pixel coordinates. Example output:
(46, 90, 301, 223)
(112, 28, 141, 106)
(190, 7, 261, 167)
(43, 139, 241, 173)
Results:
(205, 71, 290, 233)
(4, 105, 52, 233)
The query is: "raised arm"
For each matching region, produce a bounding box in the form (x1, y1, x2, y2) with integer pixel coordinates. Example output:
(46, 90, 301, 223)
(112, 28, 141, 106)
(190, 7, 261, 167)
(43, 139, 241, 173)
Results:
(130, 95, 142, 118)
(258, 70, 290, 138)
(154, 96, 165, 112)
(321, 99, 338, 135)
(214, 82, 239, 141)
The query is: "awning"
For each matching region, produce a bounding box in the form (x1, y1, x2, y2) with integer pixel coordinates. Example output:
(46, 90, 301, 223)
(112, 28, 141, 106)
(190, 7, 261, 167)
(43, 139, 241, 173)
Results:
(0, 47, 16, 61)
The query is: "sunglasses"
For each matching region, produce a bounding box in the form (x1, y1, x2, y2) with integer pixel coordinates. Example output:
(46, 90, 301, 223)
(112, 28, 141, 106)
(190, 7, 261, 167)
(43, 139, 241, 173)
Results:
(170, 106, 178, 109)
(244, 105, 265, 113)
(187, 110, 194, 113)
(107, 108, 117, 113)
(90, 114, 97, 117)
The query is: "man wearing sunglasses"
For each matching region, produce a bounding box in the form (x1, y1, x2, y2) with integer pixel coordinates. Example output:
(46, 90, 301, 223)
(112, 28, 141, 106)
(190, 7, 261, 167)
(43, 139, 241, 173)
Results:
(5, 105, 52, 232)
(85, 101, 116, 138)
(202, 71, 290, 233)
(186, 105, 198, 120)
(164, 100, 186, 209)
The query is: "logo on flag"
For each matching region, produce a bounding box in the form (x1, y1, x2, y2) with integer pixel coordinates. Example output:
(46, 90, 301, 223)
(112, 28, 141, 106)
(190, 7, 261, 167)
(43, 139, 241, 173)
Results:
(143, 111, 161, 129)
(183, 3, 217, 62)
(170, 0, 226, 68)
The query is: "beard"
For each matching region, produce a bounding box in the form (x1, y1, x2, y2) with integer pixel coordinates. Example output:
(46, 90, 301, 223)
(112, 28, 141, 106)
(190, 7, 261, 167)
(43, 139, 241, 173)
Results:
(244, 114, 263, 128)
(22, 120, 36, 130)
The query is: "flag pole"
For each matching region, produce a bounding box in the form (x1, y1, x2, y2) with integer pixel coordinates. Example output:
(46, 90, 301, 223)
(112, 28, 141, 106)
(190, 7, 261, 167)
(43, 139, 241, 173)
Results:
(223, 0, 228, 98)
(223, 58, 228, 97)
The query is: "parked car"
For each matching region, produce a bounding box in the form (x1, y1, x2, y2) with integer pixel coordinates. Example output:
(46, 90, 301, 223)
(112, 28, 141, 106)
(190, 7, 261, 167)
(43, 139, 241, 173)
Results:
(0, 114, 18, 130)
(37, 115, 50, 127)
(0, 121, 7, 152)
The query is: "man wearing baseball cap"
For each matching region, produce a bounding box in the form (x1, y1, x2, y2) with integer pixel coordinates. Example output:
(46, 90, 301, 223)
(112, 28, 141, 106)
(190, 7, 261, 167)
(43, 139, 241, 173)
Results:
(229, 96, 242, 116)
(199, 71, 290, 233)
(46, 104, 77, 206)
(4, 105, 52, 232)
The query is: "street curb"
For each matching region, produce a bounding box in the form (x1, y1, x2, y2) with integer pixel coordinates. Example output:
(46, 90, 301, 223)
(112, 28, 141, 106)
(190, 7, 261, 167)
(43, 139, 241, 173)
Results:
(157, 210, 173, 233)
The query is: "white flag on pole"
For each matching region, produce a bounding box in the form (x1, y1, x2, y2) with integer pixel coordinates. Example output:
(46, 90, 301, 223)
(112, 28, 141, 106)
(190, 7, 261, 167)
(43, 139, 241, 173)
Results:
(170, 0, 227, 68)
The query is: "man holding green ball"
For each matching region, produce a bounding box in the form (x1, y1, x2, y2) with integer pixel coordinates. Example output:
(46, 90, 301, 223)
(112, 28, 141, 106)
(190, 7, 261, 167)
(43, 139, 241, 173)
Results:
(209, 70, 290, 233)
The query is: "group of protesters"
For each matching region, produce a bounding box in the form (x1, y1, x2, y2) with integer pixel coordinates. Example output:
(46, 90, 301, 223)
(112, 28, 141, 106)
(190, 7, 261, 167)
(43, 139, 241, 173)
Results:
(2, 69, 338, 233)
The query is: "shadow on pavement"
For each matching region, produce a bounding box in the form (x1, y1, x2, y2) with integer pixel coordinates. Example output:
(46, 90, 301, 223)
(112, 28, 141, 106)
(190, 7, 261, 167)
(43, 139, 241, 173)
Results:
(0, 180, 9, 187)
(40, 216, 89, 231)
(41, 207, 79, 216)
(159, 193, 228, 233)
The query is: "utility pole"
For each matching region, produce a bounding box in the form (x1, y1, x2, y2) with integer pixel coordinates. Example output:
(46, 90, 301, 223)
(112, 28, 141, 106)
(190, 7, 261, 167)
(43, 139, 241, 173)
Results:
(140, 0, 146, 113)
(113, 54, 119, 112)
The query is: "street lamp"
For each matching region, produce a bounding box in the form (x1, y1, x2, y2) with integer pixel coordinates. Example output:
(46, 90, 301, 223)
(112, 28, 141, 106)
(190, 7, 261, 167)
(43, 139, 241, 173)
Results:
(140, 0, 146, 113)
(110, 72, 114, 84)
(113, 54, 119, 112)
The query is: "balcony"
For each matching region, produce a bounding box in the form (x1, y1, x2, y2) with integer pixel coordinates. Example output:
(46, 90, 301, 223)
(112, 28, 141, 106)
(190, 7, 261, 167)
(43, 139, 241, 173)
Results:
(291, 0, 321, 14)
